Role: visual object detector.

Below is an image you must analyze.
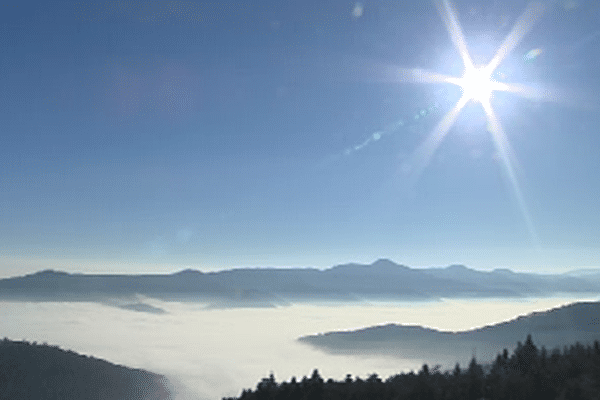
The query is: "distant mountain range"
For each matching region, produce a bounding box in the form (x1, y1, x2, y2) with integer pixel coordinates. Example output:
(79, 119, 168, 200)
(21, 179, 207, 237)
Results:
(0, 338, 172, 399)
(298, 301, 600, 367)
(1, 259, 599, 308)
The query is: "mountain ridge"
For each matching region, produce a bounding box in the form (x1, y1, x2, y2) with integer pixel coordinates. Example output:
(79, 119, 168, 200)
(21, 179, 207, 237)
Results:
(1, 260, 598, 307)
(298, 301, 600, 366)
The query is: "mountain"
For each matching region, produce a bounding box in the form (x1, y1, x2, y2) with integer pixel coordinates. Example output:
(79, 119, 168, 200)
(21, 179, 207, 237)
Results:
(1, 260, 599, 307)
(564, 268, 600, 277)
(423, 264, 598, 295)
(298, 301, 600, 366)
(564, 268, 600, 287)
(0, 337, 172, 399)
(0, 268, 228, 302)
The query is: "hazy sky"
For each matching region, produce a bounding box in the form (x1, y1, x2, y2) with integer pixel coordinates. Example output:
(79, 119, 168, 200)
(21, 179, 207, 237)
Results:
(1, 0, 600, 276)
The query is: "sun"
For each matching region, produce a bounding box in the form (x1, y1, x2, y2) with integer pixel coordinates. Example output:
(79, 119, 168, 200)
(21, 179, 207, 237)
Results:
(392, 0, 556, 245)
(459, 65, 495, 104)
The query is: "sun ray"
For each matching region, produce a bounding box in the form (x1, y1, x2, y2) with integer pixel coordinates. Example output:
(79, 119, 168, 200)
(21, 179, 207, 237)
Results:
(481, 100, 540, 244)
(485, 2, 546, 75)
(436, 0, 474, 71)
(395, 68, 455, 85)
(405, 95, 470, 184)
(397, 0, 553, 245)
(499, 82, 561, 102)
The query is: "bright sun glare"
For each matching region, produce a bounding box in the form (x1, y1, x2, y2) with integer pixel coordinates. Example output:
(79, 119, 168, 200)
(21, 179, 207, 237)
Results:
(395, 0, 558, 245)
(459, 65, 495, 104)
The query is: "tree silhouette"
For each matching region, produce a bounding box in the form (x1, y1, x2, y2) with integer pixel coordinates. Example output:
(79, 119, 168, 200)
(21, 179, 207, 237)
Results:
(226, 337, 600, 400)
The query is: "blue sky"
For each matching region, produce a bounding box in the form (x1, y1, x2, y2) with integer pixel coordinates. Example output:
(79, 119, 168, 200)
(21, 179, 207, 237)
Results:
(1, 0, 599, 276)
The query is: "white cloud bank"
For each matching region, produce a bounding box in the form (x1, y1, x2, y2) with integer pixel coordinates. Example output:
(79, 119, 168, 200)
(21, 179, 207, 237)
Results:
(0, 297, 597, 399)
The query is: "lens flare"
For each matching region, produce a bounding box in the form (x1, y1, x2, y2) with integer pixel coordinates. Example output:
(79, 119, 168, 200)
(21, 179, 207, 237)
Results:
(395, 0, 558, 245)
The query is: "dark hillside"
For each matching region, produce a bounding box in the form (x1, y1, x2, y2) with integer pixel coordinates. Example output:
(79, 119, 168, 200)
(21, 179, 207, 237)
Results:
(299, 301, 600, 365)
(0, 338, 172, 400)
(226, 336, 600, 400)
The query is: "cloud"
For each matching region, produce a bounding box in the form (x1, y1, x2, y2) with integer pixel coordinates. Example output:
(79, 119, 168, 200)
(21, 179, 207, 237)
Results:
(0, 297, 596, 399)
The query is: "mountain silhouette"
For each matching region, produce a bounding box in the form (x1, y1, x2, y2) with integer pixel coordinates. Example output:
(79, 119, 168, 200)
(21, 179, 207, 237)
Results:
(1, 260, 599, 307)
(298, 301, 600, 366)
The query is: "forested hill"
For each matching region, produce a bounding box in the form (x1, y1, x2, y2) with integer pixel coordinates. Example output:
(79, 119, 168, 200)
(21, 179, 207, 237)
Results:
(0, 338, 172, 400)
(298, 301, 600, 365)
(226, 336, 600, 400)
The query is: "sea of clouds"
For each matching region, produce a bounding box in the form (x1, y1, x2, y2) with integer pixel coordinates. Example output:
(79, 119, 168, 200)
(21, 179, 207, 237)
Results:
(0, 296, 597, 399)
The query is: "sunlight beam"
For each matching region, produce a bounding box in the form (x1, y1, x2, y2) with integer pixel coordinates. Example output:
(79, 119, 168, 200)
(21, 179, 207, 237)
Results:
(398, 0, 550, 245)
(485, 2, 546, 75)
(406, 95, 470, 184)
(396, 68, 455, 84)
(481, 100, 540, 244)
(500, 82, 560, 103)
(436, 0, 474, 71)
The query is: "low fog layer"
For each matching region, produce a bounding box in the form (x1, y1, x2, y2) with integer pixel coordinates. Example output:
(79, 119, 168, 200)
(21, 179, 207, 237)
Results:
(0, 296, 597, 399)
